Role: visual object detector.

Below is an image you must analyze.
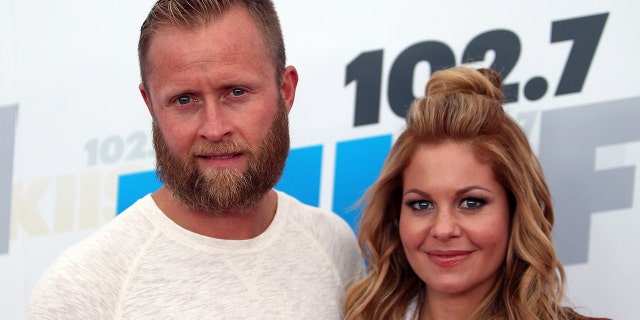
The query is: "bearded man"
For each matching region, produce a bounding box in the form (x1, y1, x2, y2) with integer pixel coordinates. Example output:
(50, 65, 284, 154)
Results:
(26, 1, 363, 319)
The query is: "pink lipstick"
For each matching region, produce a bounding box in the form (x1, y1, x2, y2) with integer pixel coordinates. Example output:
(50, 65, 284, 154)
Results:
(427, 250, 472, 268)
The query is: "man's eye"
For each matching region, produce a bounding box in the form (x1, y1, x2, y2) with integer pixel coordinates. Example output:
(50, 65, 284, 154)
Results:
(460, 198, 485, 209)
(230, 88, 246, 97)
(176, 96, 192, 105)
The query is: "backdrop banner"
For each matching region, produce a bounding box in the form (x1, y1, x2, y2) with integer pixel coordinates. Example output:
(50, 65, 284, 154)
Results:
(2, 1, 638, 319)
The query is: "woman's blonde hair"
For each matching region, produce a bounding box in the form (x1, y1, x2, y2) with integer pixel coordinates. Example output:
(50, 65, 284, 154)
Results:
(343, 66, 597, 320)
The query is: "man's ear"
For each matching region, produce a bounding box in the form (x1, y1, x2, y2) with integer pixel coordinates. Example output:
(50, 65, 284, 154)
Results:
(139, 82, 154, 117)
(280, 66, 298, 113)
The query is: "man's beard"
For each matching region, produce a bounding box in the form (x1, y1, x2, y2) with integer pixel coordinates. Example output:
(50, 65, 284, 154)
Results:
(152, 102, 290, 214)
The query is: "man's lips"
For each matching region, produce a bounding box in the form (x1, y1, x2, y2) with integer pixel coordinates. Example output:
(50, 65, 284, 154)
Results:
(198, 152, 242, 159)
(196, 152, 244, 168)
(426, 250, 473, 268)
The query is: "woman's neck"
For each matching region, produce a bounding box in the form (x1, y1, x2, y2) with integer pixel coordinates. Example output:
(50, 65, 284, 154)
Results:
(420, 288, 487, 320)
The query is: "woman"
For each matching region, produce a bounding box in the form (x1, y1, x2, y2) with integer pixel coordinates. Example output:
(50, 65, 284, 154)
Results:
(343, 66, 608, 320)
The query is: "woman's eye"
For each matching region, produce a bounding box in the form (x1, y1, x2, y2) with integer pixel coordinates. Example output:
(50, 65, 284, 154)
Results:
(460, 198, 485, 209)
(408, 200, 433, 211)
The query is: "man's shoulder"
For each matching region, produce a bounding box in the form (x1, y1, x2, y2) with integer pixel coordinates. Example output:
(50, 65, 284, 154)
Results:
(26, 195, 158, 316)
(25, 234, 127, 320)
(66, 195, 156, 260)
(275, 190, 360, 252)
(275, 191, 365, 282)
(276, 191, 351, 231)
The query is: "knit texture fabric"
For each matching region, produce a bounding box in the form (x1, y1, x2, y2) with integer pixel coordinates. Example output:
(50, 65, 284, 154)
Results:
(26, 191, 364, 320)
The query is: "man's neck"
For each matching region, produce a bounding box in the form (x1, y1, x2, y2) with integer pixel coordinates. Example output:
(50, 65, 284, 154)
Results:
(151, 186, 278, 240)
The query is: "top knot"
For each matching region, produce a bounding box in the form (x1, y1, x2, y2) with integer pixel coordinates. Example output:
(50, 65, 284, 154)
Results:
(476, 68, 503, 91)
(424, 66, 504, 104)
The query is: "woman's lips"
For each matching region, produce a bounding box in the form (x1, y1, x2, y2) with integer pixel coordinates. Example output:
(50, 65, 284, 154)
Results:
(426, 250, 473, 268)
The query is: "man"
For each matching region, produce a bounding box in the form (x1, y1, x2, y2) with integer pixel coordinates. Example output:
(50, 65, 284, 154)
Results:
(26, 0, 363, 319)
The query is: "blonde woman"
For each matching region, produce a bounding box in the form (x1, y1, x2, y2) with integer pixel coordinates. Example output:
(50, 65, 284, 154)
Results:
(343, 66, 608, 320)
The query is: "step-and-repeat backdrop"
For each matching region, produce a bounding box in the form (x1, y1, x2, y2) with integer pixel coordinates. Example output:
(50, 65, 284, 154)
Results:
(2, 0, 638, 318)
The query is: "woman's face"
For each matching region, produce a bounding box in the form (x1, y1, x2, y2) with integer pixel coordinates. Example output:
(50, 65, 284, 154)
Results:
(399, 141, 510, 301)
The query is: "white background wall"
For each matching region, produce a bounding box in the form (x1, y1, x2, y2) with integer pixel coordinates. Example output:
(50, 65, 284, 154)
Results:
(1, 0, 638, 319)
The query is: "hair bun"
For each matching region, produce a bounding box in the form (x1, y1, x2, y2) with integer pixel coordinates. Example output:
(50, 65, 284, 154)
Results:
(424, 66, 505, 103)
(476, 68, 503, 90)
